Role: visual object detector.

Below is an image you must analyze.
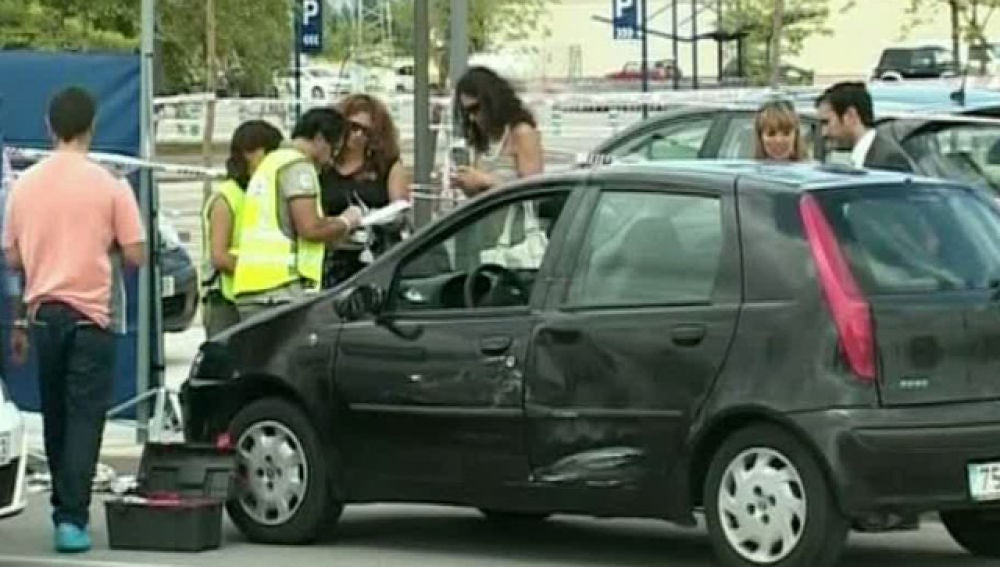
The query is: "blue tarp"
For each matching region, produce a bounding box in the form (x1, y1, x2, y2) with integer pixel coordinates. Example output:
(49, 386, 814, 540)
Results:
(0, 50, 155, 418)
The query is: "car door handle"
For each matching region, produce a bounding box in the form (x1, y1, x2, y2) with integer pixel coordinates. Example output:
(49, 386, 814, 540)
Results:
(479, 335, 513, 355)
(539, 326, 582, 343)
(671, 324, 706, 347)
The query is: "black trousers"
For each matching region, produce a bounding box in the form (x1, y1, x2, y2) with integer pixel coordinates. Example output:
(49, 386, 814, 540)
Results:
(33, 302, 115, 528)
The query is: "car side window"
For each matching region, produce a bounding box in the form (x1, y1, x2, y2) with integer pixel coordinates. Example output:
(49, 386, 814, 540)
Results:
(393, 192, 570, 312)
(718, 115, 816, 159)
(616, 117, 713, 161)
(565, 191, 724, 307)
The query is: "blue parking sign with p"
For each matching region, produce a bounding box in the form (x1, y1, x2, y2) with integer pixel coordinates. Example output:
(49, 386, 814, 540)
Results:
(613, 0, 641, 40)
(299, 0, 323, 54)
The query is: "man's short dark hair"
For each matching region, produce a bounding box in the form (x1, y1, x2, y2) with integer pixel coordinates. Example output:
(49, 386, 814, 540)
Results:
(48, 87, 96, 142)
(291, 107, 345, 146)
(815, 81, 874, 128)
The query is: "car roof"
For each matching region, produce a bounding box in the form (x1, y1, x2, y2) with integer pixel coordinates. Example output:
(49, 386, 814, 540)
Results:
(585, 159, 950, 193)
(596, 84, 1000, 153)
(741, 85, 1000, 115)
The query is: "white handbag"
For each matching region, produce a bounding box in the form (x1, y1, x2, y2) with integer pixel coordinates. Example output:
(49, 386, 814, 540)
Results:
(480, 202, 548, 269)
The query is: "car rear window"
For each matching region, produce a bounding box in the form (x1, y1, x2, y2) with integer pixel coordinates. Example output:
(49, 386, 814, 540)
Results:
(815, 185, 1000, 295)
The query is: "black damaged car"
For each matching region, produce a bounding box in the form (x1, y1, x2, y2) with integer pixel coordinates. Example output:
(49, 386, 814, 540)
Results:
(183, 160, 1000, 567)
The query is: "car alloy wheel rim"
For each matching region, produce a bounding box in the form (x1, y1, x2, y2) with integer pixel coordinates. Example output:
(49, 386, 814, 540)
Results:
(236, 420, 309, 526)
(717, 447, 807, 564)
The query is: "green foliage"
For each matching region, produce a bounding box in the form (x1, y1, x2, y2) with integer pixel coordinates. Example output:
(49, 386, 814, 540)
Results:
(0, 0, 137, 50)
(0, 0, 289, 95)
(387, 0, 553, 83)
(156, 0, 291, 95)
(721, 0, 854, 86)
(901, 0, 1000, 47)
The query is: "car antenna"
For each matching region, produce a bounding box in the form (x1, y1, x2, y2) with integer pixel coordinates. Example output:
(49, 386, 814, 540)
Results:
(950, 58, 971, 107)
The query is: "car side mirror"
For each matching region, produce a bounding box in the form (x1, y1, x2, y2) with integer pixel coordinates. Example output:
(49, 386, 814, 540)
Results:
(334, 285, 385, 322)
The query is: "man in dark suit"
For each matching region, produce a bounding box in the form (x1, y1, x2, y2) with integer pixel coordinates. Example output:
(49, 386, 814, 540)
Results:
(815, 82, 914, 172)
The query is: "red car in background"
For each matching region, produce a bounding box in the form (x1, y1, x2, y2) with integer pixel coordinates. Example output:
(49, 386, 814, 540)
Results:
(606, 59, 682, 81)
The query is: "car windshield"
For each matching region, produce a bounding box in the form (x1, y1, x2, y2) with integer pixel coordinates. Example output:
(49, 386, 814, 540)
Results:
(308, 68, 335, 78)
(901, 122, 1000, 194)
(816, 184, 1000, 295)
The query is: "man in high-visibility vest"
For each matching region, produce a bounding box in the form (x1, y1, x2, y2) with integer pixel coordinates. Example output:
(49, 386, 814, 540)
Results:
(232, 108, 362, 318)
(201, 120, 284, 337)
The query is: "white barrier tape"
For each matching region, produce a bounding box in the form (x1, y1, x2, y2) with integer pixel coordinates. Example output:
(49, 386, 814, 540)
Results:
(156, 90, 1000, 129)
(8, 147, 226, 179)
(153, 89, 788, 113)
(153, 76, 997, 110)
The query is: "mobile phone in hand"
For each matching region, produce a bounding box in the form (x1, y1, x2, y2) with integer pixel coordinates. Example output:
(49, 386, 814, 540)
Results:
(450, 144, 470, 169)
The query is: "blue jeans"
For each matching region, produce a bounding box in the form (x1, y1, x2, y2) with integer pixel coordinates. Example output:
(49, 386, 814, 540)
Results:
(33, 302, 115, 528)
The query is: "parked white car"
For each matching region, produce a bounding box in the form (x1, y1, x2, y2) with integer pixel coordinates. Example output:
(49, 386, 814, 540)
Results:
(394, 62, 414, 93)
(272, 66, 351, 101)
(0, 377, 27, 519)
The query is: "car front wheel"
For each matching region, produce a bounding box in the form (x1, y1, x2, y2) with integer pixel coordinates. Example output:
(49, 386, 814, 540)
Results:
(227, 397, 340, 544)
(703, 425, 848, 567)
(941, 509, 1000, 557)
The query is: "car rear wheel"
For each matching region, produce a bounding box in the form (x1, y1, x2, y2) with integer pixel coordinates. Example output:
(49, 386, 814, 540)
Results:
(704, 425, 848, 567)
(311, 86, 324, 99)
(227, 397, 340, 544)
(941, 509, 1000, 557)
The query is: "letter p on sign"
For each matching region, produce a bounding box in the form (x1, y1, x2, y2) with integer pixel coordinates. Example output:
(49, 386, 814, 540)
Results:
(615, 0, 635, 19)
(303, 0, 319, 24)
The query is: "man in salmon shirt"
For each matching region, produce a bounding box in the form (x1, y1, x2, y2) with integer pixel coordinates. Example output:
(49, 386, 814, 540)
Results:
(2, 87, 146, 553)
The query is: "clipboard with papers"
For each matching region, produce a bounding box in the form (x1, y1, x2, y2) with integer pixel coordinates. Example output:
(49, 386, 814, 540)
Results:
(359, 199, 412, 227)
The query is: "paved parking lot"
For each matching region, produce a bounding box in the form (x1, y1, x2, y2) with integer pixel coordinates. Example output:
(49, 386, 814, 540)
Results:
(0, 494, 994, 567)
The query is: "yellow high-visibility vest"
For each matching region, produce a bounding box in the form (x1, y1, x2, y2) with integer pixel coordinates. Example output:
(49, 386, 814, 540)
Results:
(232, 148, 324, 296)
(200, 179, 244, 301)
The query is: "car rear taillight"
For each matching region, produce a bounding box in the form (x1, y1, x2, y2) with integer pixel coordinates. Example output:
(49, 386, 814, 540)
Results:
(216, 432, 233, 450)
(799, 193, 876, 382)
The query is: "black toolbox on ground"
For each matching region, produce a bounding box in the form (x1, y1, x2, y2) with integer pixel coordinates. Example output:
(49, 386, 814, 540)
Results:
(105, 442, 236, 552)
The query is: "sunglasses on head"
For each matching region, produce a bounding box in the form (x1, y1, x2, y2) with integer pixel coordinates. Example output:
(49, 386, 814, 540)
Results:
(462, 102, 481, 117)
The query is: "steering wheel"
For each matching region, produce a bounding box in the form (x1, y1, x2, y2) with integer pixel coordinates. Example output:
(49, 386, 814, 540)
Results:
(463, 263, 529, 308)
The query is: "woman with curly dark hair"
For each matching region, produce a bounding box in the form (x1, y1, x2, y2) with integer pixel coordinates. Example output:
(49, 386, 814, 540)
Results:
(319, 93, 411, 286)
(451, 66, 543, 196)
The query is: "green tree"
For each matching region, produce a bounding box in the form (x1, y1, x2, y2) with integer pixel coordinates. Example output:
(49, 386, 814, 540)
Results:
(722, 0, 854, 86)
(902, 0, 1000, 71)
(389, 0, 553, 85)
(0, 0, 136, 50)
(155, 0, 291, 95)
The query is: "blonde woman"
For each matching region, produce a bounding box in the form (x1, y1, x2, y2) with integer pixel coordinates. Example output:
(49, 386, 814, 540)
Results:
(754, 99, 808, 162)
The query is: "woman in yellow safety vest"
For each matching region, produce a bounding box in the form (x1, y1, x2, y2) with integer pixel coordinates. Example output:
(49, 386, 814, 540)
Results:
(201, 120, 284, 338)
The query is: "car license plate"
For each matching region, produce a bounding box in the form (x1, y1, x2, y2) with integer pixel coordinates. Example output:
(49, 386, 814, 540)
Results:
(0, 433, 9, 466)
(161, 276, 175, 298)
(968, 462, 1000, 501)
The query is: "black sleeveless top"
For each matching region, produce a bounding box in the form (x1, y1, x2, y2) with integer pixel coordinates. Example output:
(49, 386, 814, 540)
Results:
(319, 160, 394, 216)
(318, 160, 402, 287)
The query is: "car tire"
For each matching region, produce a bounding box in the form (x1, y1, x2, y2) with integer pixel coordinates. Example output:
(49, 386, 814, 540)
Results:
(941, 509, 1000, 557)
(311, 86, 324, 100)
(227, 397, 340, 544)
(703, 425, 848, 567)
(479, 509, 551, 523)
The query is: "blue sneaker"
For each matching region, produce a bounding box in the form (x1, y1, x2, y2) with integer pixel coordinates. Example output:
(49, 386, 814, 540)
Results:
(54, 523, 91, 553)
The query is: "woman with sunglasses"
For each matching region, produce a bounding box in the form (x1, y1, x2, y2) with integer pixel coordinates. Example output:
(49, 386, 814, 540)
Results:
(754, 99, 808, 162)
(451, 66, 543, 195)
(319, 93, 411, 287)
